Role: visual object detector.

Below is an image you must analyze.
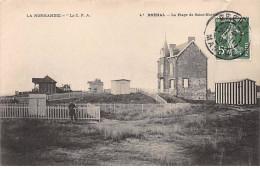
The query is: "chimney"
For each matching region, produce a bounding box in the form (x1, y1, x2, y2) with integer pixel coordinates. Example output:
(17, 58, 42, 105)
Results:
(169, 44, 176, 57)
(188, 37, 195, 42)
(169, 44, 176, 49)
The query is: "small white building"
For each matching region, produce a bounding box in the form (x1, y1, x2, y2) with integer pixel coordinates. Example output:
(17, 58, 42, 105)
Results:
(215, 78, 257, 105)
(111, 79, 130, 95)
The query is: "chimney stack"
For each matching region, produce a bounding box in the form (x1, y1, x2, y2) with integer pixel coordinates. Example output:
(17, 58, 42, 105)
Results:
(188, 37, 195, 42)
(169, 44, 180, 56)
(169, 44, 176, 49)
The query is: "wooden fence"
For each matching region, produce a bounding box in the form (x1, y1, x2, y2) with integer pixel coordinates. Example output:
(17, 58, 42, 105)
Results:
(0, 104, 100, 121)
(0, 103, 190, 121)
(94, 103, 188, 114)
(48, 103, 189, 114)
(0, 104, 30, 118)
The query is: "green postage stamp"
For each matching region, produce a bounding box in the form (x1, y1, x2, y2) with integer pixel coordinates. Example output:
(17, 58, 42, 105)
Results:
(215, 17, 249, 59)
(204, 11, 250, 60)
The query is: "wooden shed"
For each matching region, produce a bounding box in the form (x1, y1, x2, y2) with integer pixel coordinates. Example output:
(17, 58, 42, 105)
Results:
(111, 79, 130, 95)
(215, 78, 257, 105)
(32, 75, 57, 94)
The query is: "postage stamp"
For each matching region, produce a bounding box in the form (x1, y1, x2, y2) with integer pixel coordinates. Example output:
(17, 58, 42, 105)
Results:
(204, 10, 250, 60)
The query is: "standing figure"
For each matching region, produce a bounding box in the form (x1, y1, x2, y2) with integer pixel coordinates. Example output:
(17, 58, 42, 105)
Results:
(68, 101, 78, 121)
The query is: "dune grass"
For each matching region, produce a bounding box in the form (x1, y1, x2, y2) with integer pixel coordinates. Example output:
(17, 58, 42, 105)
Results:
(48, 93, 158, 104)
(99, 103, 259, 165)
(0, 103, 259, 165)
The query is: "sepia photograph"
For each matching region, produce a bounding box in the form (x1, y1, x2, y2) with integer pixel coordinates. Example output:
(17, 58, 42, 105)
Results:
(0, 0, 259, 166)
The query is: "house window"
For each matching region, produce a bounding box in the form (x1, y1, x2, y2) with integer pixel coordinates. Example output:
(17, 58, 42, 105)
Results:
(170, 79, 175, 89)
(160, 64, 163, 74)
(183, 78, 189, 88)
(160, 79, 163, 90)
(170, 63, 173, 75)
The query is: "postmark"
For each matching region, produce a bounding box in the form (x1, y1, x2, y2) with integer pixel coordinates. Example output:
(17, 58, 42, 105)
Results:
(204, 10, 250, 60)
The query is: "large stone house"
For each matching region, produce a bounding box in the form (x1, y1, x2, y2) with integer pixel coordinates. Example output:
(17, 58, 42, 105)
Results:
(157, 37, 208, 100)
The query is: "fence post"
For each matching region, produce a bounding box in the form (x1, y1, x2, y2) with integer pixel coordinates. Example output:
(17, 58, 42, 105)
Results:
(11, 105, 13, 118)
(46, 106, 48, 119)
(113, 103, 115, 113)
(98, 107, 101, 122)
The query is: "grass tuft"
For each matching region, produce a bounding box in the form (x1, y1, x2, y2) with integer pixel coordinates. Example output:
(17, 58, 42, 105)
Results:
(95, 123, 143, 142)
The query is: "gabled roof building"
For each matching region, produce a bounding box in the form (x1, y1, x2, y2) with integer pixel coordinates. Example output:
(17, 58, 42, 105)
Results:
(32, 75, 57, 94)
(157, 36, 208, 100)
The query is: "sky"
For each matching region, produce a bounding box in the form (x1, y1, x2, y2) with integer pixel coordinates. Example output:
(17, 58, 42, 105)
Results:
(1, 0, 260, 96)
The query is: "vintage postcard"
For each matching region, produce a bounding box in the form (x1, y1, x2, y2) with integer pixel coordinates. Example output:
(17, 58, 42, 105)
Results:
(0, 0, 259, 166)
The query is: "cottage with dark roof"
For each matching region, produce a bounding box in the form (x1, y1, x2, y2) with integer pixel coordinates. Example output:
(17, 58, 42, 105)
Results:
(157, 36, 208, 100)
(59, 84, 72, 93)
(32, 75, 57, 94)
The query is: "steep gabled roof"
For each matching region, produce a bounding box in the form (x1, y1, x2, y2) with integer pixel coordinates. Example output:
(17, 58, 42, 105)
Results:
(161, 39, 170, 57)
(168, 40, 208, 60)
(175, 42, 189, 52)
(32, 75, 57, 83)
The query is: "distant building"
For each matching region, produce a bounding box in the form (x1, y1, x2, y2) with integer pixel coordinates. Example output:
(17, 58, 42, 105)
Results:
(88, 79, 104, 93)
(104, 89, 111, 93)
(32, 75, 57, 94)
(157, 36, 208, 100)
(215, 78, 257, 105)
(111, 79, 130, 95)
(59, 84, 72, 92)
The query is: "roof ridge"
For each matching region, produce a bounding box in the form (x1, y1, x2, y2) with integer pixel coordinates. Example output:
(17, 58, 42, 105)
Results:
(167, 40, 208, 59)
(32, 75, 57, 83)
